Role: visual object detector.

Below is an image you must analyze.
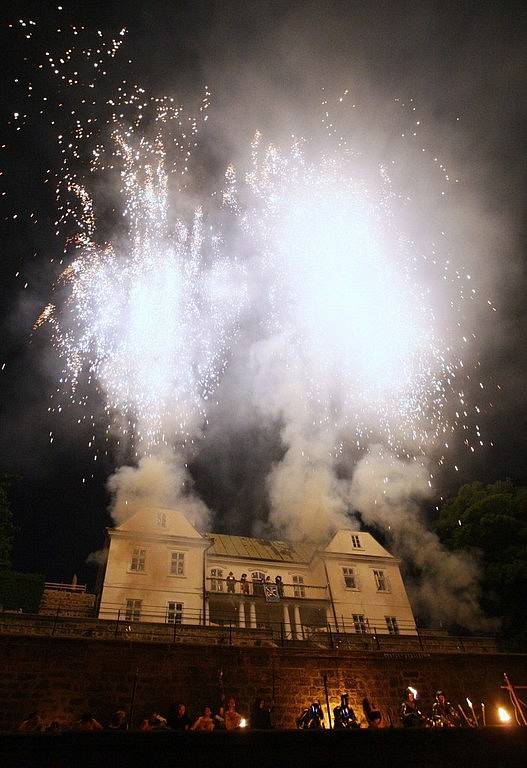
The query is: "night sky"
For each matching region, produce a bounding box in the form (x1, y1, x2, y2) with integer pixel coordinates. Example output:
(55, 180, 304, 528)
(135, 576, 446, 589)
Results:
(0, 0, 526, 587)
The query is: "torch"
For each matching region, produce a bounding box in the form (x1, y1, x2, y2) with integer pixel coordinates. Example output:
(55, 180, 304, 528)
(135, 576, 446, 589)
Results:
(466, 698, 479, 727)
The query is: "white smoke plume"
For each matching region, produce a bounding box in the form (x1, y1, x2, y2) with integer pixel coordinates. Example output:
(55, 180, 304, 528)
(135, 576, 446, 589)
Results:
(107, 452, 210, 529)
(349, 445, 491, 630)
(266, 426, 354, 542)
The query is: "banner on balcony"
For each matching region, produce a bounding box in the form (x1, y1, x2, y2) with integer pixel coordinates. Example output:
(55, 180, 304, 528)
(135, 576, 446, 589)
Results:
(264, 584, 280, 602)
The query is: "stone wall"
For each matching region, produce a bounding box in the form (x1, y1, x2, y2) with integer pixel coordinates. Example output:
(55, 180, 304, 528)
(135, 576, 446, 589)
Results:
(0, 633, 526, 731)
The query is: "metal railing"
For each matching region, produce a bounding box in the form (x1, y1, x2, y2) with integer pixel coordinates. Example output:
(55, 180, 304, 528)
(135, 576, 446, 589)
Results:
(0, 605, 499, 654)
(206, 578, 328, 601)
(44, 582, 87, 593)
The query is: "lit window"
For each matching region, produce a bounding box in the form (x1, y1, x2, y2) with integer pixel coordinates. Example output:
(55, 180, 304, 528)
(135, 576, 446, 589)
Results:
(130, 547, 146, 572)
(385, 616, 399, 635)
(292, 575, 305, 598)
(125, 599, 142, 622)
(210, 568, 223, 591)
(170, 551, 185, 575)
(156, 511, 167, 527)
(342, 567, 357, 589)
(351, 534, 361, 549)
(166, 602, 183, 625)
(373, 570, 388, 591)
(352, 614, 368, 634)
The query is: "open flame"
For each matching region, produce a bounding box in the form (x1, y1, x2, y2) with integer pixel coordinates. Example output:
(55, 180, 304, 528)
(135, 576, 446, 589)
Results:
(239, 718, 247, 728)
(498, 707, 511, 724)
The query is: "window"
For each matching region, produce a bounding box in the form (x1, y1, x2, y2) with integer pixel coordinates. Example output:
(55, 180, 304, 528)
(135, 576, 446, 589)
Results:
(251, 571, 266, 596)
(156, 511, 167, 527)
(166, 602, 183, 625)
(351, 534, 361, 549)
(373, 570, 388, 592)
(385, 616, 399, 635)
(170, 551, 185, 575)
(125, 599, 142, 622)
(210, 568, 223, 591)
(352, 613, 368, 634)
(292, 575, 305, 598)
(130, 547, 146, 572)
(342, 567, 357, 589)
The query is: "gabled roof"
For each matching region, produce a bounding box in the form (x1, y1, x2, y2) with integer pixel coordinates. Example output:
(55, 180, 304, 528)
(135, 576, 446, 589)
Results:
(204, 533, 316, 563)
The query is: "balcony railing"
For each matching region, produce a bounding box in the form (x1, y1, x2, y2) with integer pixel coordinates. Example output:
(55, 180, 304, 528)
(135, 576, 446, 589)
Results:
(206, 578, 328, 601)
(0, 605, 500, 654)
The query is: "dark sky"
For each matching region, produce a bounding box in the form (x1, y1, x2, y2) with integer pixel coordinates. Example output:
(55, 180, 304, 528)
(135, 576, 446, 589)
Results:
(0, 0, 526, 586)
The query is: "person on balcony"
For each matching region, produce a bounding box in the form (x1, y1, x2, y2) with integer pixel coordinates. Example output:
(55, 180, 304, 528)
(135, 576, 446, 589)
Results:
(275, 575, 284, 598)
(252, 574, 264, 597)
(226, 572, 236, 594)
(240, 573, 250, 595)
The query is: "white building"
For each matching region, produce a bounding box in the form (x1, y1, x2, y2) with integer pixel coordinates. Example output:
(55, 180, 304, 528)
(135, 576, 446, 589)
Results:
(97, 507, 417, 637)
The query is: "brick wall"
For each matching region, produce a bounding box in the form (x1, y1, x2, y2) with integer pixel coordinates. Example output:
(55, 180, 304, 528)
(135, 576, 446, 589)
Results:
(0, 634, 525, 731)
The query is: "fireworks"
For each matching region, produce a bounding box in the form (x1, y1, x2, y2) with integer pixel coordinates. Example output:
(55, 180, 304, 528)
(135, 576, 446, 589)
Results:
(224, 121, 485, 466)
(5, 13, 495, 477)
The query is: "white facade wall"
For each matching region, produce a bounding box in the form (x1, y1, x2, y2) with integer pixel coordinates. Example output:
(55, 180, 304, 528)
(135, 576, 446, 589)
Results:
(99, 509, 417, 636)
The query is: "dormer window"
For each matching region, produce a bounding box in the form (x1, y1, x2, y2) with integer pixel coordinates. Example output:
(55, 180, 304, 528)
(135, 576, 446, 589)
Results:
(157, 511, 167, 528)
(350, 534, 361, 549)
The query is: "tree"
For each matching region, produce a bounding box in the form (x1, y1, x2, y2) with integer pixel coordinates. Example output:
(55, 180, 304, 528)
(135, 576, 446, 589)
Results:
(435, 480, 527, 648)
(0, 474, 15, 570)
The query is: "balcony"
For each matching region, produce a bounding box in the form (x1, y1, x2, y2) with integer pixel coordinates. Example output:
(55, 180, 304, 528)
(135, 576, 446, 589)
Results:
(205, 578, 328, 601)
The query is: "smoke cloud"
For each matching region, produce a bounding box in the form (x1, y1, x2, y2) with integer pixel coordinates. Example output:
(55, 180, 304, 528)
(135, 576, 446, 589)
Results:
(349, 445, 491, 629)
(107, 453, 210, 529)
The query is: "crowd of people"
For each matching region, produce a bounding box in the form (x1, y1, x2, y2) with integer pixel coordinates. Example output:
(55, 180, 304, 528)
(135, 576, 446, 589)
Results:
(219, 572, 284, 597)
(297, 690, 466, 730)
(16, 689, 468, 734)
(17, 697, 271, 734)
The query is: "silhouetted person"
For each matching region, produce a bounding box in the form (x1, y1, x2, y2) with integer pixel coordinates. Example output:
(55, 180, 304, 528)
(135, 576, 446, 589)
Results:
(251, 698, 273, 729)
(167, 703, 192, 731)
(226, 572, 236, 594)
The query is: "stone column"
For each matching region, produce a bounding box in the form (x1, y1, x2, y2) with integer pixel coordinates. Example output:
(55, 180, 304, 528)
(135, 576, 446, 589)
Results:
(283, 604, 292, 639)
(205, 598, 210, 625)
(249, 602, 257, 629)
(238, 601, 246, 628)
(293, 604, 302, 640)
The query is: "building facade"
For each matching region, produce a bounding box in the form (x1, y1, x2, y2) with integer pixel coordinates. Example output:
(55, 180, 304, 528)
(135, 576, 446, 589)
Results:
(98, 507, 417, 637)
